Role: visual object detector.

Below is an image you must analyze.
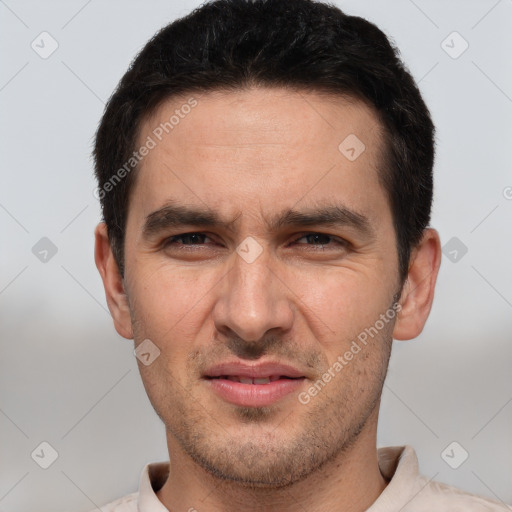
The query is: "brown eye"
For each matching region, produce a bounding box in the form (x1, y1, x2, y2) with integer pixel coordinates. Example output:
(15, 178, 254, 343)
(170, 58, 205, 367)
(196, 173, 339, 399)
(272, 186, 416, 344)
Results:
(164, 233, 213, 247)
(293, 233, 347, 248)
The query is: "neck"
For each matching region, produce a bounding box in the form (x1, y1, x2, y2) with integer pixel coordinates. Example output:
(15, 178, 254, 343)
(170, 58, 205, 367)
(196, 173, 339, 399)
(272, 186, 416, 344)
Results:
(156, 408, 388, 512)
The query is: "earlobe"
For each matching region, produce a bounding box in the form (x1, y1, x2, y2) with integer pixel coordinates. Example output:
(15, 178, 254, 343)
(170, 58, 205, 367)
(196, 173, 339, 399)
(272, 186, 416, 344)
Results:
(393, 228, 442, 341)
(94, 222, 134, 340)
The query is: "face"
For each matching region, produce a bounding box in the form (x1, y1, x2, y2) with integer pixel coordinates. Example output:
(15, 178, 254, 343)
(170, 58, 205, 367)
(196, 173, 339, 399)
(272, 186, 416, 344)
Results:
(118, 88, 403, 486)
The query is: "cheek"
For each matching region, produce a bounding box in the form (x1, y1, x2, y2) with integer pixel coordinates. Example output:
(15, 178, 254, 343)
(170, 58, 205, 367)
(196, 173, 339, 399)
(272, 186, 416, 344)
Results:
(130, 262, 220, 341)
(287, 263, 395, 350)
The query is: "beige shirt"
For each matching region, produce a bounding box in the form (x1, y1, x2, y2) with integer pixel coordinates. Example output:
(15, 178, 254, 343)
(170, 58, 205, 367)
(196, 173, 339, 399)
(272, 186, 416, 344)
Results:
(93, 445, 511, 511)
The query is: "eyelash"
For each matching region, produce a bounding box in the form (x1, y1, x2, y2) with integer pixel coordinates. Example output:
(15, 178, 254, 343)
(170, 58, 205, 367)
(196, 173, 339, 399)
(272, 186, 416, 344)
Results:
(162, 232, 348, 249)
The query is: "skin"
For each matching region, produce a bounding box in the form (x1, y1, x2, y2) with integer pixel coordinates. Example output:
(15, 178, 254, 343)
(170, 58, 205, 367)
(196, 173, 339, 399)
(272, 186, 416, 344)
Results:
(95, 87, 441, 512)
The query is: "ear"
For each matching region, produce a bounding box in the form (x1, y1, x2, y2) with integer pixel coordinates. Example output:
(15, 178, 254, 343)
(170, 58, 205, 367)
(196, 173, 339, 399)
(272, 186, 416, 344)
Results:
(94, 222, 133, 340)
(393, 228, 442, 340)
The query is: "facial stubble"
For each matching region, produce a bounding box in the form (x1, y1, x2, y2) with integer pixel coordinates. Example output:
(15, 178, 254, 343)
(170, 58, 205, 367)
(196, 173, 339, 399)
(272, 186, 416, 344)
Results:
(132, 309, 395, 489)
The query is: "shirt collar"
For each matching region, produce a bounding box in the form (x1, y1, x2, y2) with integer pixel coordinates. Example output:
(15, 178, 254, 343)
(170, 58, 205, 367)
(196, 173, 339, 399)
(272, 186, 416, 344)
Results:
(367, 445, 421, 511)
(138, 461, 170, 511)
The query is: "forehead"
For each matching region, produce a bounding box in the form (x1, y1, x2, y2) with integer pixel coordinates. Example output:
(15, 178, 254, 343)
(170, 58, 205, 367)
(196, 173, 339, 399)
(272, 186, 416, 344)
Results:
(129, 87, 388, 229)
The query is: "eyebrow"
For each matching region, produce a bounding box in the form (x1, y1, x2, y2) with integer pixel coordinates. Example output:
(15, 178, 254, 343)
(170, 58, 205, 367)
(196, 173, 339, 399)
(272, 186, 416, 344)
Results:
(141, 200, 375, 240)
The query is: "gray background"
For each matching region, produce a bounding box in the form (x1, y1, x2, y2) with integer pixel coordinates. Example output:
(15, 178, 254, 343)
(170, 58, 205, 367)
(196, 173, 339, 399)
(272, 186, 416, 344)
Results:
(1, 0, 511, 510)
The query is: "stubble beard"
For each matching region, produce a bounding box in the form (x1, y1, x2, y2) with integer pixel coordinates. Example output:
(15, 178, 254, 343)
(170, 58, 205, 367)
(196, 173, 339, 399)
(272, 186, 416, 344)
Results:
(142, 336, 393, 489)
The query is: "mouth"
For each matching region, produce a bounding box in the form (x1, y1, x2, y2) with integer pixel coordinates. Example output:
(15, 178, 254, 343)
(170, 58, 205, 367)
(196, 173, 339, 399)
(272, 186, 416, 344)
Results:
(206, 375, 300, 384)
(203, 361, 306, 407)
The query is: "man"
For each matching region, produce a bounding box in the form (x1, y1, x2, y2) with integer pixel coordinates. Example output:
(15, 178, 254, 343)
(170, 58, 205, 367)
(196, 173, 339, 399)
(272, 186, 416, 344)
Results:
(92, 0, 509, 510)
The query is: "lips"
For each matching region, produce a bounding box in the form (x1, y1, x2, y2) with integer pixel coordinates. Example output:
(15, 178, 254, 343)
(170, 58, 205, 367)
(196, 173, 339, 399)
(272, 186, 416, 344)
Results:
(204, 361, 305, 380)
(219, 375, 283, 384)
(203, 361, 306, 407)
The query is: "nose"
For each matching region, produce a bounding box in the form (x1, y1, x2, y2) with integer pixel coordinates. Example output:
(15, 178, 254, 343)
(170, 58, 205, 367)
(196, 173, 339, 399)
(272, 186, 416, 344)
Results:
(212, 245, 294, 344)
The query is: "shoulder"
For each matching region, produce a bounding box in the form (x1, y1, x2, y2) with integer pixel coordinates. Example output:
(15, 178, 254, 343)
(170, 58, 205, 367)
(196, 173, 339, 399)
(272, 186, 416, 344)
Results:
(84, 460, 169, 512)
(406, 473, 511, 511)
(376, 445, 511, 512)
(87, 492, 138, 512)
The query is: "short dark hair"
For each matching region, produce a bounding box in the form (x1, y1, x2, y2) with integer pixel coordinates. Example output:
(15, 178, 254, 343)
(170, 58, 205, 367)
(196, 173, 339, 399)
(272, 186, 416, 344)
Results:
(94, 0, 435, 282)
